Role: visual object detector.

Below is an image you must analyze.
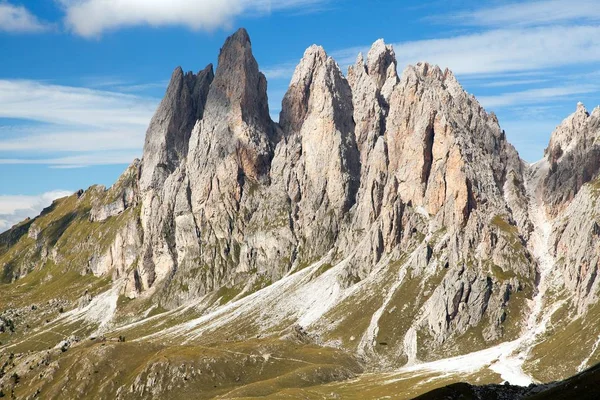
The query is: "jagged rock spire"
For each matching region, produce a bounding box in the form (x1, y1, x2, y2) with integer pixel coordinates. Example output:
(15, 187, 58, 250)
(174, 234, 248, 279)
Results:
(348, 39, 399, 165)
(205, 28, 272, 129)
(187, 27, 275, 183)
(11, 29, 600, 381)
(546, 102, 592, 162)
(139, 64, 214, 191)
(543, 102, 600, 215)
(366, 39, 398, 94)
(279, 44, 359, 214)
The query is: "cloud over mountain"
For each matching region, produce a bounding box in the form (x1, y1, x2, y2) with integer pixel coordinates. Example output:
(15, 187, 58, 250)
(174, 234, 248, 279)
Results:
(59, 0, 328, 37)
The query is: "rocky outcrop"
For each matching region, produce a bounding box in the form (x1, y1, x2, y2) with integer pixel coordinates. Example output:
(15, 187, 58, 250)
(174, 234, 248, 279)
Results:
(139, 65, 214, 191)
(90, 160, 140, 222)
(550, 181, 600, 313)
(527, 103, 600, 313)
(90, 30, 537, 349)
(187, 27, 275, 187)
(543, 103, 600, 216)
(276, 45, 360, 260)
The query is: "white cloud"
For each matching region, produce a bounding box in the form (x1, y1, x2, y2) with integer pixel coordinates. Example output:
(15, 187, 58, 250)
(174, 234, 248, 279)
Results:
(114, 81, 170, 93)
(0, 1, 49, 33)
(0, 151, 141, 167)
(0, 79, 158, 166)
(59, 0, 328, 37)
(473, 79, 550, 88)
(262, 63, 298, 80)
(0, 190, 72, 233)
(330, 25, 600, 76)
(0, 80, 157, 128)
(0, 127, 146, 153)
(448, 0, 600, 28)
(478, 85, 599, 109)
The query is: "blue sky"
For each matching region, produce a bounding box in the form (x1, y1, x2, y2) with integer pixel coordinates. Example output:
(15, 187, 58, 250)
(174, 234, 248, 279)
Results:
(1, 0, 599, 231)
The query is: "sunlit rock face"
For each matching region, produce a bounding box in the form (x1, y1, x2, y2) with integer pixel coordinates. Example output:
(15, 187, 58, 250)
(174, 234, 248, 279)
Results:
(125, 29, 541, 351)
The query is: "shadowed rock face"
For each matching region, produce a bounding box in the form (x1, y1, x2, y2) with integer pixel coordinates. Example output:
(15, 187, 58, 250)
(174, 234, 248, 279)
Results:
(188, 27, 276, 184)
(139, 64, 214, 191)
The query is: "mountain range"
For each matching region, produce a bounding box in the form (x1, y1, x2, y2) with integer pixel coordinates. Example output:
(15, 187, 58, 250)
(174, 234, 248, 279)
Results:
(1, 28, 599, 399)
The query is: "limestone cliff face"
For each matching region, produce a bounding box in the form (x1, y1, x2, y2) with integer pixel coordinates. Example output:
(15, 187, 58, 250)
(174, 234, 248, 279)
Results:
(541, 103, 600, 312)
(543, 103, 600, 216)
(277, 45, 360, 261)
(121, 32, 538, 351)
(139, 65, 214, 191)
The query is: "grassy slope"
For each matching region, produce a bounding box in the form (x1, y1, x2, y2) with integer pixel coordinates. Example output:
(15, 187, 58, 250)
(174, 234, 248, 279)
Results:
(1, 172, 600, 398)
(6, 338, 362, 400)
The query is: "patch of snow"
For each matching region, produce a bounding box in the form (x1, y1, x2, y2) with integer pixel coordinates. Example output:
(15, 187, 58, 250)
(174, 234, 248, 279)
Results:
(485, 159, 562, 386)
(415, 206, 430, 219)
(387, 340, 521, 382)
(136, 251, 350, 342)
(382, 160, 565, 386)
(111, 300, 194, 334)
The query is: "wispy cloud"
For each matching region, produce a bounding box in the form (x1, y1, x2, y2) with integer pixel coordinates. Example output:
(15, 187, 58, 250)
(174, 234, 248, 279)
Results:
(0, 151, 142, 168)
(329, 25, 600, 76)
(76, 76, 169, 93)
(478, 85, 599, 108)
(58, 0, 330, 38)
(0, 190, 73, 233)
(0, 80, 157, 127)
(0, 127, 145, 153)
(446, 0, 600, 28)
(262, 63, 298, 80)
(0, 1, 50, 33)
(0, 80, 158, 166)
(471, 79, 550, 88)
(114, 81, 169, 93)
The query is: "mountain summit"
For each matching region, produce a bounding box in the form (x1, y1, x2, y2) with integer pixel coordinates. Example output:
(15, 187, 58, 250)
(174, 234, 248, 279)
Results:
(1, 29, 599, 399)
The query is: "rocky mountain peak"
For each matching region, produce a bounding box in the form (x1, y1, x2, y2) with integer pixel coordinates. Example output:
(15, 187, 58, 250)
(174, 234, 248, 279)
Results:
(139, 63, 214, 191)
(5, 30, 600, 399)
(228, 26, 251, 45)
(543, 101, 600, 215)
(206, 27, 271, 128)
(366, 39, 398, 90)
(279, 45, 328, 133)
(546, 102, 592, 161)
(278, 44, 359, 214)
(187, 27, 275, 183)
(347, 40, 399, 163)
(279, 43, 354, 142)
(401, 62, 464, 96)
